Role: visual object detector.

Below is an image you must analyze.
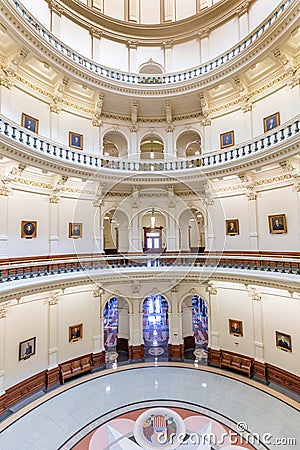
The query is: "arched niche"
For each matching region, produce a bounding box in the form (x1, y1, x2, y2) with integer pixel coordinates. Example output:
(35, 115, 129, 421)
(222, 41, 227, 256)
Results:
(178, 208, 205, 253)
(140, 134, 164, 160)
(102, 130, 128, 157)
(181, 294, 208, 363)
(176, 130, 202, 158)
(103, 208, 129, 254)
(141, 208, 167, 253)
(103, 296, 130, 362)
(142, 293, 169, 361)
(139, 59, 164, 74)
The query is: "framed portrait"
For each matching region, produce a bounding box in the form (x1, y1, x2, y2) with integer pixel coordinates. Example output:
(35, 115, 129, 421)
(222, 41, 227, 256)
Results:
(69, 324, 83, 342)
(220, 130, 234, 149)
(276, 331, 292, 352)
(21, 113, 39, 133)
(229, 319, 243, 337)
(21, 221, 37, 239)
(226, 219, 239, 236)
(268, 214, 287, 234)
(69, 131, 83, 150)
(69, 222, 82, 238)
(263, 112, 280, 132)
(19, 337, 36, 361)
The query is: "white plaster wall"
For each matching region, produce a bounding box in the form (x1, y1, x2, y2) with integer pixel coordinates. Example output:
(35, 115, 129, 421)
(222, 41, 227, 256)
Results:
(140, 0, 160, 24)
(217, 286, 255, 357)
(57, 289, 94, 363)
(60, 16, 91, 59)
(4, 297, 48, 389)
(257, 186, 299, 252)
(7, 190, 50, 258)
(100, 38, 128, 71)
(248, 0, 279, 32)
(262, 292, 300, 376)
(104, 0, 124, 21)
(219, 195, 251, 252)
(21, 0, 51, 28)
(209, 17, 239, 61)
(57, 197, 95, 254)
(58, 110, 94, 152)
(171, 40, 200, 72)
(175, 0, 196, 21)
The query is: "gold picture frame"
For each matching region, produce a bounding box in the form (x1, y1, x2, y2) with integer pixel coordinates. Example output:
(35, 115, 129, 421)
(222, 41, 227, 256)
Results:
(220, 130, 234, 149)
(21, 113, 39, 133)
(229, 319, 243, 337)
(69, 324, 83, 342)
(69, 222, 82, 238)
(268, 214, 287, 234)
(226, 219, 239, 236)
(276, 331, 292, 352)
(21, 221, 37, 239)
(263, 112, 280, 132)
(69, 131, 83, 150)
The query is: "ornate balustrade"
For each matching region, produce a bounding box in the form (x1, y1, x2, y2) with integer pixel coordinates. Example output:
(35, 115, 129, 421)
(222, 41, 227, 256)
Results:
(7, 0, 293, 86)
(0, 114, 299, 173)
(0, 254, 300, 285)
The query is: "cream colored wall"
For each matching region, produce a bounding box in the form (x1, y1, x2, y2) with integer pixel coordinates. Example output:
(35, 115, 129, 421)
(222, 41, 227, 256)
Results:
(2, 82, 296, 157)
(16, 0, 280, 72)
(1, 279, 299, 391)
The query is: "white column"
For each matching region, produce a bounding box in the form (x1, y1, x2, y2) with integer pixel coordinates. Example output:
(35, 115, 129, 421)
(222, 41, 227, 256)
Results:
(163, 0, 175, 21)
(129, 214, 142, 252)
(167, 215, 179, 251)
(238, 7, 249, 40)
(0, 193, 8, 258)
(129, 125, 139, 159)
(250, 291, 265, 362)
(128, 0, 139, 22)
(247, 193, 259, 251)
(50, 4, 62, 37)
(0, 84, 11, 116)
(90, 29, 102, 63)
(127, 41, 138, 72)
(200, 0, 212, 9)
(163, 42, 173, 72)
(48, 296, 59, 369)
(205, 200, 215, 252)
(165, 126, 174, 158)
(93, 289, 103, 353)
(0, 306, 7, 395)
(49, 198, 59, 255)
(92, 125, 101, 155)
(93, 203, 104, 253)
(180, 225, 190, 252)
(129, 303, 142, 346)
(199, 28, 210, 63)
(207, 286, 219, 349)
(50, 110, 60, 142)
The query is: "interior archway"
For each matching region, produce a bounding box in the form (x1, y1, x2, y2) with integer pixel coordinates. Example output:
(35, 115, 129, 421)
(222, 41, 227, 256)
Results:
(176, 131, 202, 158)
(102, 131, 128, 157)
(140, 135, 164, 160)
(142, 294, 169, 361)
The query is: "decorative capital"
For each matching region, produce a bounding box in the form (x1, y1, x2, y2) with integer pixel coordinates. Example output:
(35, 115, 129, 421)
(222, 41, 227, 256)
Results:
(130, 125, 138, 133)
(48, 297, 58, 306)
(89, 27, 103, 39)
(0, 305, 8, 318)
(49, 195, 59, 204)
(47, 0, 64, 16)
(201, 117, 211, 126)
(247, 192, 257, 201)
(127, 40, 138, 49)
(93, 288, 104, 297)
(166, 125, 174, 133)
(250, 290, 261, 301)
(198, 28, 210, 38)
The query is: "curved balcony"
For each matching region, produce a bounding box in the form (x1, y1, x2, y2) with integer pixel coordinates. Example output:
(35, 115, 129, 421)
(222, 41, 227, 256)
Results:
(4, 0, 294, 89)
(1, 254, 300, 300)
(0, 114, 299, 177)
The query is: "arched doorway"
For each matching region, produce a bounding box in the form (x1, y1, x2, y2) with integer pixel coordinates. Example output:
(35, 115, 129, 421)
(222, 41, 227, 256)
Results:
(142, 294, 169, 361)
(179, 208, 205, 253)
(142, 209, 167, 253)
(140, 135, 164, 160)
(103, 209, 129, 254)
(182, 294, 208, 364)
(176, 130, 202, 158)
(103, 297, 129, 363)
(102, 130, 128, 157)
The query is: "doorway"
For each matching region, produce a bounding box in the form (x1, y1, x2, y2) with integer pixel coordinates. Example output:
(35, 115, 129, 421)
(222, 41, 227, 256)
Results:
(142, 294, 169, 361)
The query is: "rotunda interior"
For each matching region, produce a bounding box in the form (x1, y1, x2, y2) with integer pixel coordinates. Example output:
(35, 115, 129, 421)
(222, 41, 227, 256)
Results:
(0, 0, 299, 448)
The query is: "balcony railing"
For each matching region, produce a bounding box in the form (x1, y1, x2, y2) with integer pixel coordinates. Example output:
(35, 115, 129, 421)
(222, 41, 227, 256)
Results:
(0, 254, 300, 285)
(8, 0, 293, 86)
(0, 115, 299, 172)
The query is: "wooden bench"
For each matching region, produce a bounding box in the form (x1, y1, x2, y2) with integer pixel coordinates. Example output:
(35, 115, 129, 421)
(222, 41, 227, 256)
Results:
(220, 352, 252, 378)
(60, 356, 92, 384)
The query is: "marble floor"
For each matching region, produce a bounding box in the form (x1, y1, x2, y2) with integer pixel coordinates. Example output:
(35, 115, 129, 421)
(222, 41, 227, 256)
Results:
(0, 363, 299, 450)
